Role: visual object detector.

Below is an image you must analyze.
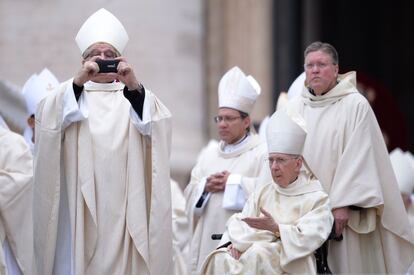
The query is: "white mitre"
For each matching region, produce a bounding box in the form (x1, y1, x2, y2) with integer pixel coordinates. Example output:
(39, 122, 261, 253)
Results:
(22, 74, 40, 116)
(22, 68, 59, 116)
(287, 72, 306, 100)
(76, 8, 129, 55)
(266, 108, 307, 155)
(218, 66, 261, 114)
(390, 148, 414, 195)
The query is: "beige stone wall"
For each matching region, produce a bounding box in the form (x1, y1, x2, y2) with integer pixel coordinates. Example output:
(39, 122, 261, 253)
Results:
(205, 0, 273, 138)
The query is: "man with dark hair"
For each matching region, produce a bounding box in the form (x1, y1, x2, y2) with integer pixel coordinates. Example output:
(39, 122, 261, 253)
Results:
(184, 66, 269, 274)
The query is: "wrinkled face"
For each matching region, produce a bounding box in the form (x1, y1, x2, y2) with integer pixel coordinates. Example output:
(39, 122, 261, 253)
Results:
(82, 42, 120, 83)
(268, 153, 302, 188)
(216, 108, 250, 144)
(304, 50, 339, 95)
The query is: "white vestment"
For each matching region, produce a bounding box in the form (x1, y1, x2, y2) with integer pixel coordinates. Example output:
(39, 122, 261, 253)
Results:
(34, 80, 173, 275)
(184, 135, 269, 274)
(200, 171, 333, 275)
(0, 127, 35, 275)
(171, 179, 190, 275)
(288, 71, 414, 273)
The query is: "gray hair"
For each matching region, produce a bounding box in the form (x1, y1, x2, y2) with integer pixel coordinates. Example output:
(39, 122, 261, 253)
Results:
(304, 41, 339, 65)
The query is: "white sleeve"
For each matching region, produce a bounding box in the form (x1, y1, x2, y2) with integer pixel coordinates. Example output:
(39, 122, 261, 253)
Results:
(222, 174, 246, 210)
(62, 84, 88, 130)
(192, 177, 211, 216)
(130, 89, 152, 136)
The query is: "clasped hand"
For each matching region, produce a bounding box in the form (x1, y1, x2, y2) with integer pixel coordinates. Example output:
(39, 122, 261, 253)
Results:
(204, 171, 230, 193)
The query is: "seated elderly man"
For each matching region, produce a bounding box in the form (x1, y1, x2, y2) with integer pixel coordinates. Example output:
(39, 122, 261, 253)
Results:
(199, 109, 334, 275)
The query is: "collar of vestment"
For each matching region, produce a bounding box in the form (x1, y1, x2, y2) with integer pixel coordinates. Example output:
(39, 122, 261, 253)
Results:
(221, 133, 249, 153)
(272, 170, 323, 196)
(84, 80, 125, 92)
(301, 71, 358, 107)
(218, 133, 262, 158)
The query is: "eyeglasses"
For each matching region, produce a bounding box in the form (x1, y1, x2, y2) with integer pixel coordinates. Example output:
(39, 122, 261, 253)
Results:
(213, 116, 242, 124)
(84, 49, 119, 60)
(267, 156, 298, 166)
(304, 62, 332, 70)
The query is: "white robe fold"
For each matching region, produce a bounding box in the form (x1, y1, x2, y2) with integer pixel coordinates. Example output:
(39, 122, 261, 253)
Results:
(200, 171, 333, 275)
(34, 79, 173, 275)
(171, 179, 190, 275)
(184, 135, 268, 274)
(0, 127, 35, 275)
(288, 71, 414, 273)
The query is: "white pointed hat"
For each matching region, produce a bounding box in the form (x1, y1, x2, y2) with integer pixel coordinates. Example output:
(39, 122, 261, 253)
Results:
(266, 108, 307, 155)
(287, 72, 306, 100)
(22, 68, 59, 115)
(389, 148, 414, 195)
(276, 92, 288, 110)
(76, 8, 129, 55)
(218, 66, 261, 114)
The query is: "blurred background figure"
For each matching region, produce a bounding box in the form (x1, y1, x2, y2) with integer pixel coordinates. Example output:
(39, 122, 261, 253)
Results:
(21, 68, 59, 153)
(390, 148, 414, 230)
(0, 80, 26, 134)
(0, 115, 35, 275)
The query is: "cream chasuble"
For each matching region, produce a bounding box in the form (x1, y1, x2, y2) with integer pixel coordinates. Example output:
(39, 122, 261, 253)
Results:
(34, 80, 173, 275)
(200, 171, 333, 275)
(184, 135, 268, 274)
(0, 127, 35, 275)
(184, 135, 268, 275)
(171, 179, 190, 275)
(288, 71, 414, 273)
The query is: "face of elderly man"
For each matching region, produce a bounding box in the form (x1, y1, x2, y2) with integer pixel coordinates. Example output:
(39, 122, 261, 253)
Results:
(304, 50, 339, 95)
(81, 42, 120, 84)
(268, 153, 302, 188)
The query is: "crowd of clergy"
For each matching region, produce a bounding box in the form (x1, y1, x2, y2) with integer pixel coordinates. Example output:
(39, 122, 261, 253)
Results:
(1, 8, 414, 275)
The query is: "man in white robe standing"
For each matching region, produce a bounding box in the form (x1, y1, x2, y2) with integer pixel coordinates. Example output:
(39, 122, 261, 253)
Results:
(21, 68, 59, 153)
(0, 115, 35, 274)
(390, 148, 414, 231)
(200, 109, 333, 275)
(288, 41, 414, 273)
(33, 8, 173, 275)
(184, 66, 269, 274)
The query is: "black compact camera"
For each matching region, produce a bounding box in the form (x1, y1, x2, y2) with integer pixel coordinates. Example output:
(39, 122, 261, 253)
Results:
(96, 59, 120, 73)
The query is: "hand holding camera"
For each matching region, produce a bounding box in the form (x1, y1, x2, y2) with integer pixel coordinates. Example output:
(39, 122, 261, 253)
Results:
(96, 59, 120, 73)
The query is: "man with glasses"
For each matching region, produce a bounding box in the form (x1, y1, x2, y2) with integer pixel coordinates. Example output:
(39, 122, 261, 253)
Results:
(184, 66, 269, 274)
(200, 109, 333, 275)
(288, 41, 414, 273)
(33, 9, 172, 275)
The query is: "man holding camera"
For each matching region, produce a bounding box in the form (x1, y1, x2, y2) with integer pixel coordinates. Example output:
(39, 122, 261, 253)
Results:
(33, 8, 173, 275)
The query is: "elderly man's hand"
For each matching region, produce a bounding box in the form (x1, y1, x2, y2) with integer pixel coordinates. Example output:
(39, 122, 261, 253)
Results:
(115, 57, 140, 91)
(242, 207, 279, 234)
(227, 244, 242, 260)
(204, 171, 230, 193)
(74, 57, 101, 86)
(332, 207, 349, 237)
